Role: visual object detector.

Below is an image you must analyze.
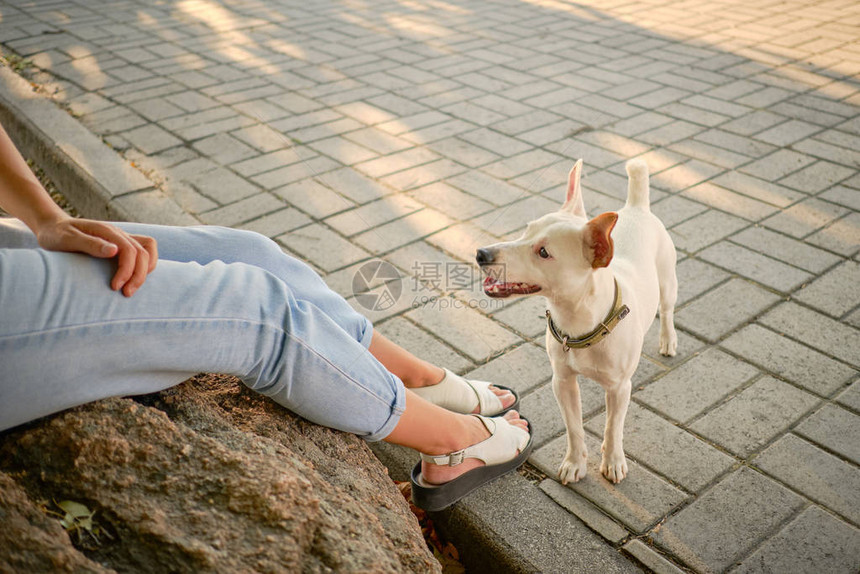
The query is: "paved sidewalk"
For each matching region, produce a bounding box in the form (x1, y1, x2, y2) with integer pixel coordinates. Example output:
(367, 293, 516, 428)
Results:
(2, 0, 859, 572)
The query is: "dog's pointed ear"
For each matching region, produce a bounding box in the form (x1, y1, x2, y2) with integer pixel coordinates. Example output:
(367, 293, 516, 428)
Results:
(583, 212, 618, 268)
(561, 159, 586, 218)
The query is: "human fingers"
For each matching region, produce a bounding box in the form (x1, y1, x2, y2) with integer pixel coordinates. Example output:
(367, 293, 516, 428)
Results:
(113, 235, 150, 297)
(131, 234, 159, 273)
(69, 220, 149, 295)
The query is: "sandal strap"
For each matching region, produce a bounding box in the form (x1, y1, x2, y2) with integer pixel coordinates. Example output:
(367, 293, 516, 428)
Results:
(411, 369, 504, 415)
(419, 416, 528, 467)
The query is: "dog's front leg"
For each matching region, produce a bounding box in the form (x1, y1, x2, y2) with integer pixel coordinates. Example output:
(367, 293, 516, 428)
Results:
(601, 378, 631, 484)
(552, 371, 588, 484)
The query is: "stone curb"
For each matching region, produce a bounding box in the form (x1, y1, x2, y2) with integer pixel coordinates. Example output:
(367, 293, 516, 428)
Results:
(371, 441, 643, 573)
(0, 65, 197, 226)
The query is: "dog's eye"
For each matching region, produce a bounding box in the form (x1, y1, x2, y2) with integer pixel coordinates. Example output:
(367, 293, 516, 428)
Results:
(538, 247, 550, 259)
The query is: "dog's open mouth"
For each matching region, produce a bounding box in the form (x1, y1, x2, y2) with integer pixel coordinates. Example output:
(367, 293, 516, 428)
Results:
(483, 275, 541, 298)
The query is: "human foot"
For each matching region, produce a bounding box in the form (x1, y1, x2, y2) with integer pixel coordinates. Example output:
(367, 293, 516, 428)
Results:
(410, 411, 533, 511)
(419, 411, 529, 485)
(410, 368, 517, 415)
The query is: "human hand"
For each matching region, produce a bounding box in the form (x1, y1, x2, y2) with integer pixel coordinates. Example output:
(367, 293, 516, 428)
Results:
(36, 216, 158, 296)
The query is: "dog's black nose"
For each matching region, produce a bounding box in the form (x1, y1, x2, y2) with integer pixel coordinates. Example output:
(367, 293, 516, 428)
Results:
(476, 248, 495, 265)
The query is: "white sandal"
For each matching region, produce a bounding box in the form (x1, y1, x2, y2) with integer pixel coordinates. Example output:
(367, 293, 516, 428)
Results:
(410, 368, 519, 416)
(410, 415, 533, 511)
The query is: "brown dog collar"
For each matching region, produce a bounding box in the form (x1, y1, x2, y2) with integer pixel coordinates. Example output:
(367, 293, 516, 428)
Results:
(546, 279, 630, 351)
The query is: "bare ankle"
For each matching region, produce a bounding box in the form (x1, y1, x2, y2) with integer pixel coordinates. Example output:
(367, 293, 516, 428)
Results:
(422, 415, 488, 455)
(405, 364, 445, 388)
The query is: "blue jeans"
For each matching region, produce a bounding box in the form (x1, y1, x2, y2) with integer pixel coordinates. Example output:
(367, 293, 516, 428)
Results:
(0, 218, 405, 439)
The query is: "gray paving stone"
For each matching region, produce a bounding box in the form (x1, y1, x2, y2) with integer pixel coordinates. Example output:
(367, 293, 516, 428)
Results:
(198, 192, 284, 227)
(355, 147, 440, 179)
(820, 185, 860, 211)
(755, 433, 860, 525)
(794, 260, 859, 318)
(642, 322, 706, 369)
(636, 348, 759, 423)
(760, 302, 860, 367)
(586, 402, 735, 492)
(694, 128, 777, 160)
(691, 376, 819, 457)
(186, 167, 260, 205)
(807, 211, 860, 256)
(231, 124, 293, 153)
(308, 135, 377, 165)
(532, 433, 687, 533)
(237, 208, 311, 238)
(648, 159, 724, 195)
(673, 257, 730, 306)
(795, 403, 860, 465)
(652, 467, 805, 574)
(489, 296, 549, 339)
(734, 505, 860, 574)
(754, 119, 822, 146)
(698, 241, 812, 293)
(341, 127, 412, 155)
(675, 278, 781, 343)
(481, 149, 563, 180)
(622, 539, 685, 574)
(519, 383, 566, 449)
(438, 472, 641, 574)
(381, 158, 467, 192)
(324, 194, 423, 237)
(682, 182, 779, 221)
(669, 139, 751, 170)
(649, 195, 706, 230)
(383, 240, 464, 288)
(231, 148, 314, 178)
(539, 479, 630, 544)
(191, 132, 257, 166)
(426, 221, 499, 263)
(426, 136, 500, 168)
(721, 324, 856, 397)
(352, 208, 454, 254)
(669, 209, 749, 254)
(731, 226, 842, 274)
(473, 195, 558, 237)
(762, 197, 851, 239)
(446, 169, 525, 206)
(277, 223, 371, 273)
(720, 110, 787, 137)
(836, 380, 860, 413)
(408, 181, 494, 221)
(374, 316, 472, 375)
(777, 160, 855, 194)
(793, 138, 860, 170)
(464, 342, 551, 397)
(406, 299, 521, 362)
(710, 171, 803, 208)
(740, 149, 816, 182)
(121, 123, 182, 154)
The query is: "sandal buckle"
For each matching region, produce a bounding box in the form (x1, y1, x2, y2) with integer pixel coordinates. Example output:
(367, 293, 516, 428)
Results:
(448, 449, 466, 466)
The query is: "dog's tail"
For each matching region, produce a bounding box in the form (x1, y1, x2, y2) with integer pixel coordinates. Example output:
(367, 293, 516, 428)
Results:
(625, 159, 650, 210)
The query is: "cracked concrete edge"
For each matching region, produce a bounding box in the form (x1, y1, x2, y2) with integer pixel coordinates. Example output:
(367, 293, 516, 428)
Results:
(0, 65, 197, 226)
(370, 441, 645, 573)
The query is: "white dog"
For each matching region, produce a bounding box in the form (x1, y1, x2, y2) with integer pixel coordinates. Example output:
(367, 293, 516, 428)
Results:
(477, 159, 678, 484)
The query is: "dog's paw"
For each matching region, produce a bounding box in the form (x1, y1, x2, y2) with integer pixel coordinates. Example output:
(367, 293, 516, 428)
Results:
(659, 329, 677, 357)
(600, 451, 628, 484)
(559, 456, 588, 485)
